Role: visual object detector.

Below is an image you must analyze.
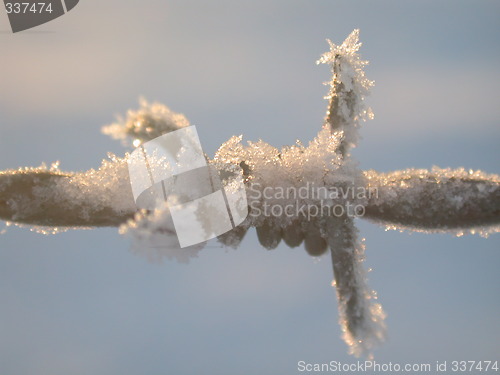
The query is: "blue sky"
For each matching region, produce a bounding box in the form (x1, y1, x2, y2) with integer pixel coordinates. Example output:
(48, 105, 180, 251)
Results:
(1, 1, 499, 374)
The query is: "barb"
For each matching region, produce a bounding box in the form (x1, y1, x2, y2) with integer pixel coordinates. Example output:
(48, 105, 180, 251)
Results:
(317, 29, 374, 157)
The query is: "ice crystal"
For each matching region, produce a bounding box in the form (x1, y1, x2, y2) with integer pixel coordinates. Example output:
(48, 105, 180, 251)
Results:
(317, 29, 374, 154)
(102, 98, 190, 146)
(119, 202, 204, 263)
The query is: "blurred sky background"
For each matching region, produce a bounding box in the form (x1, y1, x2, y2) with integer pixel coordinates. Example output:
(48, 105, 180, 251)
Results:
(1, 1, 499, 374)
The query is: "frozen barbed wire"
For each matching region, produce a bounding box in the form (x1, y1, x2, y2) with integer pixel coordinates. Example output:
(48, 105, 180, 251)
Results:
(364, 167, 500, 236)
(0, 30, 498, 357)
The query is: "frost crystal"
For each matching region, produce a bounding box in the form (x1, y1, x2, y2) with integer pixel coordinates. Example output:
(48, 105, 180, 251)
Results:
(364, 167, 500, 235)
(119, 202, 204, 264)
(102, 98, 190, 146)
(317, 29, 374, 155)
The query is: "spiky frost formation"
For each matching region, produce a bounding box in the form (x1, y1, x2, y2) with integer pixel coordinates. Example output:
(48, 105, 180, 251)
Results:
(102, 98, 190, 146)
(317, 29, 374, 155)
